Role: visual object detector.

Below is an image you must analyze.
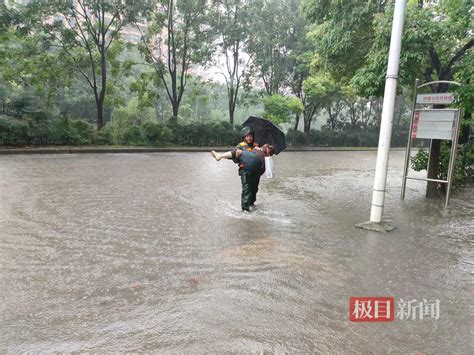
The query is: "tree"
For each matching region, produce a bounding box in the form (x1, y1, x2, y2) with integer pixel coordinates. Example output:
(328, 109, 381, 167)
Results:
(139, 0, 215, 121)
(25, 0, 147, 129)
(302, 71, 338, 143)
(286, 10, 312, 132)
(324, 93, 346, 131)
(354, 1, 473, 198)
(302, 0, 386, 83)
(287, 51, 312, 131)
(246, 0, 302, 96)
(263, 94, 303, 125)
(0, 3, 68, 107)
(304, 0, 473, 197)
(211, 0, 251, 125)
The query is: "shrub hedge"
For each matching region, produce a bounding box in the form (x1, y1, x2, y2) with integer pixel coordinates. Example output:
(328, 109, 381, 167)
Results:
(286, 128, 408, 147)
(1, 115, 410, 147)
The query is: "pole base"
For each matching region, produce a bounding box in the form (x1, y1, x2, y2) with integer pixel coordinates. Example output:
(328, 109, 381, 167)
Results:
(355, 221, 396, 233)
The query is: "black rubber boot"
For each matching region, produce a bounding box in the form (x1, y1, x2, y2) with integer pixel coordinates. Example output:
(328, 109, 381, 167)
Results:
(241, 172, 253, 211)
(250, 174, 260, 205)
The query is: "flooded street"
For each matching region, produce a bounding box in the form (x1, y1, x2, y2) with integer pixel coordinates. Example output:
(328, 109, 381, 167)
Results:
(0, 151, 472, 353)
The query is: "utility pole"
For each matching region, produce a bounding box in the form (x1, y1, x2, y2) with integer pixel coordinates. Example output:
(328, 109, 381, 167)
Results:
(356, 0, 407, 232)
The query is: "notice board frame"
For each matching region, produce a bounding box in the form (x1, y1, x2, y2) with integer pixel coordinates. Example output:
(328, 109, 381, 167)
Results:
(401, 79, 462, 207)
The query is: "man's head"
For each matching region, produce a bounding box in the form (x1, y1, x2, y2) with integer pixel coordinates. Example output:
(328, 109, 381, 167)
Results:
(240, 126, 254, 145)
(262, 144, 275, 156)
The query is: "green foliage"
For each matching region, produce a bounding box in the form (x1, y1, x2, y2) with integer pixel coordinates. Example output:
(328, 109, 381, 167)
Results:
(142, 121, 172, 146)
(95, 124, 115, 145)
(121, 125, 145, 145)
(0, 115, 29, 145)
(105, 97, 157, 145)
(20, 0, 150, 128)
(210, 0, 252, 123)
(246, 0, 303, 95)
(454, 50, 474, 114)
(286, 127, 408, 148)
(351, 1, 473, 97)
(91, 95, 241, 146)
(302, 0, 383, 83)
(112, 98, 156, 126)
(0, 8, 67, 99)
(303, 0, 473, 100)
(411, 142, 474, 188)
(303, 71, 339, 104)
(0, 114, 96, 145)
(4, 0, 453, 149)
(286, 128, 306, 145)
(310, 129, 380, 147)
(167, 120, 240, 146)
(263, 94, 303, 124)
(53, 117, 95, 145)
(140, 0, 215, 119)
(130, 71, 161, 109)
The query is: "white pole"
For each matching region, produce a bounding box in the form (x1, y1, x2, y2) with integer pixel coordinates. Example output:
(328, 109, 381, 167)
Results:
(370, 0, 407, 223)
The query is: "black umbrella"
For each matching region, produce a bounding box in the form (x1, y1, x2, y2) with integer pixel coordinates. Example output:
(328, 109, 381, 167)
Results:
(242, 116, 286, 154)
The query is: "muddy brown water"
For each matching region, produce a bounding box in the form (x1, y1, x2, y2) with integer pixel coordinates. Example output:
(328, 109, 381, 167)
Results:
(0, 151, 472, 353)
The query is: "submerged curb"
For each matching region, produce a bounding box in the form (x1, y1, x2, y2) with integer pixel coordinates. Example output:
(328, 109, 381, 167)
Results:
(0, 146, 406, 155)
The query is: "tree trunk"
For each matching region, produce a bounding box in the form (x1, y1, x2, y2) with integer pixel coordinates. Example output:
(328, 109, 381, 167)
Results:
(426, 139, 441, 198)
(426, 101, 446, 198)
(172, 101, 179, 120)
(97, 51, 107, 130)
(294, 112, 300, 131)
(93, 85, 104, 130)
(229, 105, 235, 125)
(228, 86, 235, 125)
(303, 105, 316, 145)
(303, 113, 312, 145)
(304, 122, 310, 145)
(96, 100, 104, 129)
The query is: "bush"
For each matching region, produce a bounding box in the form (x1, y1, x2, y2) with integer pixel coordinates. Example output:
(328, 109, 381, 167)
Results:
(95, 124, 115, 145)
(411, 142, 473, 188)
(308, 129, 397, 147)
(208, 121, 240, 146)
(53, 117, 95, 145)
(0, 115, 99, 146)
(91, 119, 239, 147)
(166, 121, 240, 146)
(27, 120, 55, 145)
(142, 122, 172, 146)
(286, 128, 305, 146)
(0, 116, 29, 145)
(121, 125, 145, 145)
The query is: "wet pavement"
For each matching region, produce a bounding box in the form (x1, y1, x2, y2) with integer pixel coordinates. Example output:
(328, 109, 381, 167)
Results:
(0, 151, 472, 353)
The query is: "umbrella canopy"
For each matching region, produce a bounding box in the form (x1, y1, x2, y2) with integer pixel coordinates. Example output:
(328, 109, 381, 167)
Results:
(242, 116, 286, 154)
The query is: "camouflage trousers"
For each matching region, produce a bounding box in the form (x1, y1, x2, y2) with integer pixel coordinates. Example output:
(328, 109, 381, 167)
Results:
(240, 171, 260, 211)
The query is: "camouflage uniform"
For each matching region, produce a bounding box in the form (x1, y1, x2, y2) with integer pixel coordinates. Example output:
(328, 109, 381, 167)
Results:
(232, 127, 262, 211)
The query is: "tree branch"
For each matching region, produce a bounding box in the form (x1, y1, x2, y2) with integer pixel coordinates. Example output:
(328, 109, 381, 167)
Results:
(445, 37, 474, 72)
(137, 25, 173, 103)
(77, 0, 99, 44)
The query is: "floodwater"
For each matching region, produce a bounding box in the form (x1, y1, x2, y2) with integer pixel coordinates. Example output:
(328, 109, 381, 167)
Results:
(0, 151, 472, 353)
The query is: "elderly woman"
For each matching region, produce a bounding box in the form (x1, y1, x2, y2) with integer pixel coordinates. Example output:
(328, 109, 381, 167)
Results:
(211, 144, 275, 212)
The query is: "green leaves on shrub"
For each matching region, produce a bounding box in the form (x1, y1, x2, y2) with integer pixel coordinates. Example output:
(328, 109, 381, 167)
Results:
(410, 142, 473, 188)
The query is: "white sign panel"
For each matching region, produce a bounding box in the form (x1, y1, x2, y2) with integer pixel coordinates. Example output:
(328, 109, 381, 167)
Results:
(416, 93, 454, 105)
(412, 109, 458, 140)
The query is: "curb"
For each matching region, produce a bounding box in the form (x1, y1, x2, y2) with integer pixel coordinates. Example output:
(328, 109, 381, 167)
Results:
(0, 147, 407, 155)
